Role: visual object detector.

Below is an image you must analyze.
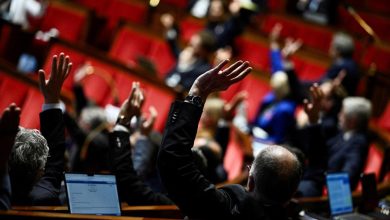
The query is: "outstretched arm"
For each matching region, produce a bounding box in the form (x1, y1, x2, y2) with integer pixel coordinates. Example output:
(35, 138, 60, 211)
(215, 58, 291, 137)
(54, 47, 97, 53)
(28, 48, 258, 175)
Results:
(30, 53, 72, 205)
(110, 82, 172, 205)
(158, 60, 251, 218)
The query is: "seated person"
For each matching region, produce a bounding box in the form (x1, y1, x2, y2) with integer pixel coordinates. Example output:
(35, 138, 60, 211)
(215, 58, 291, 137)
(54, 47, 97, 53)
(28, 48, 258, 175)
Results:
(163, 30, 216, 94)
(158, 60, 303, 219)
(297, 85, 371, 197)
(252, 71, 297, 151)
(8, 53, 71, 205)
(269, 24, 359, 96)
(109, 82, 172, 205)
(0, 103, 20, 210)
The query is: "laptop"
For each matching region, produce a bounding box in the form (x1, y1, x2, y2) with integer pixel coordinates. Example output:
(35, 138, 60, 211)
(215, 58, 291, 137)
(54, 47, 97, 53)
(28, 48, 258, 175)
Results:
(64, 173, 121, 216)
(326, 173, 373, 220)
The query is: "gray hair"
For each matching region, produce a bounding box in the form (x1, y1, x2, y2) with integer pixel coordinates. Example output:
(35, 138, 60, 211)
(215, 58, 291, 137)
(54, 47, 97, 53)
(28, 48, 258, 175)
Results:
(343, 97, 372, 131)
(251, 145, 302, 205)
(331, 32, 355, 58)
(9, 128, 49, 185)
(80, 106, 107, 130)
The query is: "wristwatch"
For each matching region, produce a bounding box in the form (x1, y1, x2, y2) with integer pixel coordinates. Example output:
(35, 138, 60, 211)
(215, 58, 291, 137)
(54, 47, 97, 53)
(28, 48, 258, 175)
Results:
(185, 95, 203, 107)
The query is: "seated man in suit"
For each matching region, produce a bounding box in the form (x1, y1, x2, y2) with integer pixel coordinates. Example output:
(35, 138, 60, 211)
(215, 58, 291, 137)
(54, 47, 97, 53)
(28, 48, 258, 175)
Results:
(8, 53, 71, 205)
(158, 60, 303, 219)
(297, 85, 371, 197)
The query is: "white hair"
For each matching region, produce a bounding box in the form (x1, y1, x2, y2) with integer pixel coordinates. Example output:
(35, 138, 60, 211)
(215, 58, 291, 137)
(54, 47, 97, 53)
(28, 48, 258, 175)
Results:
(10, 127, 49, 182)
(80, 106, 107, 129)
(331, 32, 355, 57)
(270, 71, 290, 99)
(343, 97, 372, 130)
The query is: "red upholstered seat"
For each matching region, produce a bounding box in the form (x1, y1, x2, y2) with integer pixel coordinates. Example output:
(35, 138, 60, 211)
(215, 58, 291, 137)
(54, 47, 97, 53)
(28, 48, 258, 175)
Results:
(0, 74, 30, 111)
(146, 39, 176, 79)
(355, 143, 384, 191)
(39, 1, 90, 42)
(160, 0, 188, 9)
(338, 7, 390, 43)
(240, 75, 271, 122)
(260, 14, 333, 53)
(360, 45, 390, 74)
(104, 0, 147, 26)
(291, 57, 327, 81)
(78, 59, 118, 107)
(72, 0, 109, 16)
(224, 132, 244, 180)
(110, 25, 175, 78)
(110, 27, 152, 67)
(235, 36, 270, 72)
(377, 101, 390, 131)
(19, 88, 44, 129)
(179, 17, 205, 43)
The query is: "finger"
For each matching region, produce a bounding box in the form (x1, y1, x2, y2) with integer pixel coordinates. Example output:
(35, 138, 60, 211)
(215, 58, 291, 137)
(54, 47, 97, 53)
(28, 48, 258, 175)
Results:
(226, 61, 249, 78)
(63, 56, 70, 80)
(38, 69, 47, 93)
(64, 63, 72, 80)
(50, 55, 58, 80)
(57, 53, 65, 76)
(230, 67, 252, 84)
(303, 99, 309, 110)
(221, 60, 243, 76)
(129, 82, 137, 101)
(212, 59, 229, 73)
(149, 106, 158, 118)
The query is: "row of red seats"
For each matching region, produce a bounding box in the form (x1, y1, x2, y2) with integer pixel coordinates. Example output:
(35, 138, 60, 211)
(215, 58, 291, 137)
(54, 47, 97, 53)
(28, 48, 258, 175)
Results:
(0, 72, 43, 129)
(108, 24, 176, 79)
(41, 43, 175, 132)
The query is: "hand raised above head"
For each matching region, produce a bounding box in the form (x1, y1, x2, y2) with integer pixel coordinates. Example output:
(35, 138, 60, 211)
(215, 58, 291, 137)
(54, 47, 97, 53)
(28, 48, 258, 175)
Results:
(38, 53, 72, 104)
(303, 84, 324, 124)
(117, 82, 145, 127)
(189, 60, 252, 102)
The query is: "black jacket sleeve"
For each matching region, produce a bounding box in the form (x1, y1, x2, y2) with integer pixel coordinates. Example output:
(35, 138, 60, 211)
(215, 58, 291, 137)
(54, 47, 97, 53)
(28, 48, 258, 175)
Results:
(109, 130, 172, 205)
(158, 101, 236, 219)
(29, 109, 65, 205)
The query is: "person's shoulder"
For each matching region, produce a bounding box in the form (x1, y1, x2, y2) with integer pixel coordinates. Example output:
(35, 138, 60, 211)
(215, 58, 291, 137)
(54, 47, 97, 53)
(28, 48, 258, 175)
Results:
(276, 100, 296, 113)
(219, 184, 248, 202)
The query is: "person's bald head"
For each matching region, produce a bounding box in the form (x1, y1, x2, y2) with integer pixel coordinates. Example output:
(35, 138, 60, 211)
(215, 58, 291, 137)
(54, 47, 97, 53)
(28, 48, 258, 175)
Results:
(249, 145, 302, 205)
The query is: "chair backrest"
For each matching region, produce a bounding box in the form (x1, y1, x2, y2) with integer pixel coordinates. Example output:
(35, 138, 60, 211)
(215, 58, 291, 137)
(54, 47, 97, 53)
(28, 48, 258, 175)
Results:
(40, 1, 90, 42)
(109, 24, 175, 79)
(0, 73, 30, 111)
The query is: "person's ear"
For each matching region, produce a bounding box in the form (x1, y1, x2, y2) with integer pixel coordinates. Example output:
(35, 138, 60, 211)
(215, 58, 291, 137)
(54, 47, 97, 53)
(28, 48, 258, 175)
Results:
(247, 175, 255, 192)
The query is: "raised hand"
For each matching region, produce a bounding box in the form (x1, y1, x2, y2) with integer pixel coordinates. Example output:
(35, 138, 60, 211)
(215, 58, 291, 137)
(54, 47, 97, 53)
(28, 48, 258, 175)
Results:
(140, 106, 158, 136)
(223, 91, 247, 120)
(303, 84, 324, 124)
(282, 38, 302, 58)
(0, 103, 21, 170)
(189, 60, 252, 102)
(117, 82, 144, 127)
(269, 23, 282, 43)
(38, 53, 72, 104)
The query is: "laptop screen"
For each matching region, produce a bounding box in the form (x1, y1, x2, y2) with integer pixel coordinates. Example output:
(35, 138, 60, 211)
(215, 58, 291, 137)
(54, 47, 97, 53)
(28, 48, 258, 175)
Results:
(326, 173, 354, 216)
(64, 173, 121, 216)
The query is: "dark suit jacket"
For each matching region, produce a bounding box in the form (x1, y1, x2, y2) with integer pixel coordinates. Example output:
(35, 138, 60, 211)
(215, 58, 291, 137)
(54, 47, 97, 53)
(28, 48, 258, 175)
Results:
(109, 130, 172, 205)
(301, 124, 368, 190)
(11, 109, 65, 205)
(158, 101, 288, 219)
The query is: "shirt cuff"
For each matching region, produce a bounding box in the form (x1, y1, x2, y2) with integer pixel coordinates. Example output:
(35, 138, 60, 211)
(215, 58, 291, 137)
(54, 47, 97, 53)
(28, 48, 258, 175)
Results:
(42, 102, 65, 112)
(113, 124, 130, 133)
